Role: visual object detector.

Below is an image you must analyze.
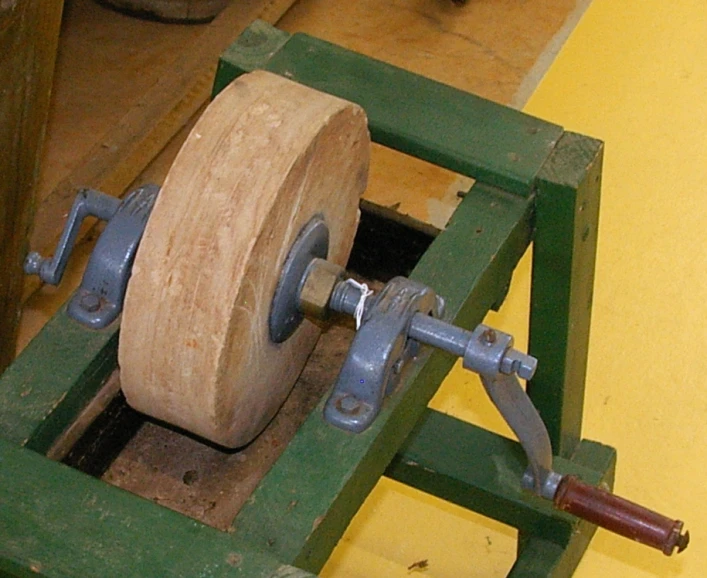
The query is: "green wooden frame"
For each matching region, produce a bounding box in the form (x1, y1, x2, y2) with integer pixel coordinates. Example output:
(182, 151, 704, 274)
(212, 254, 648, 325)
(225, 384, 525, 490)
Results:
(0, 21, 611, 577)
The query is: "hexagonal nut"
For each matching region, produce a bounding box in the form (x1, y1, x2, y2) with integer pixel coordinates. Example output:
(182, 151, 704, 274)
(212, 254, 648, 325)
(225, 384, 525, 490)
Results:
(299, 259, 345, 321)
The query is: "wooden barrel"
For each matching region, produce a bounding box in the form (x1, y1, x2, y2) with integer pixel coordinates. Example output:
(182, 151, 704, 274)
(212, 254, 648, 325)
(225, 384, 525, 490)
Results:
(96, 0, 230, 23)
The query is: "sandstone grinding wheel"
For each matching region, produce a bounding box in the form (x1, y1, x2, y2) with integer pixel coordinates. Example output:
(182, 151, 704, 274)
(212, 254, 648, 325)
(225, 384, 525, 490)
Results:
(119, 70, 370, 448)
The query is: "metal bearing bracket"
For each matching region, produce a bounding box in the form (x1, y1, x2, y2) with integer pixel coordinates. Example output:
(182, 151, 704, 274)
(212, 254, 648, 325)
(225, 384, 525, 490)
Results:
(324, 277, 442, 433)
(24, 185, 159, 329)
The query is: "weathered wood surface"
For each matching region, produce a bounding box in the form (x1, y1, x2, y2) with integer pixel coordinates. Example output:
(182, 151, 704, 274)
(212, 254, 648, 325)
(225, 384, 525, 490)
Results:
(0, 0, 64, 371)
(106, 324, 354, 530)
(24, 0, 298, 302)
(119, 71, 369, 448)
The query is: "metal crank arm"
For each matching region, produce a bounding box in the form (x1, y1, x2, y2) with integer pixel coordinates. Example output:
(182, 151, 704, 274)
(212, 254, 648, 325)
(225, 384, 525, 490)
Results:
(24, 185, 159, 328)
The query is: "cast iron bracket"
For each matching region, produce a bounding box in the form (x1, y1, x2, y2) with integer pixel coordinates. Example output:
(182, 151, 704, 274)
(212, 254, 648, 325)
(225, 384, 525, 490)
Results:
(24, 185, 159, 329)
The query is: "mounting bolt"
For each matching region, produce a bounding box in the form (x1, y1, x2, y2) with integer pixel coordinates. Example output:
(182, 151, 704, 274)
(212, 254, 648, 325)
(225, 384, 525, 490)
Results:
(80, 293, 101, 313)
(336, 395, 361, 415)
(393, 358, 404, 374)
(23, 251, 44, 275)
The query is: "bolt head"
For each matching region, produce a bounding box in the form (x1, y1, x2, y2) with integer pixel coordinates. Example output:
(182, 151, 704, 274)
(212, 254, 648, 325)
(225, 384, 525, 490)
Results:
(481, 328, 497, 345)
(336, 394, 361, 415)
(80, 293, 101, 313)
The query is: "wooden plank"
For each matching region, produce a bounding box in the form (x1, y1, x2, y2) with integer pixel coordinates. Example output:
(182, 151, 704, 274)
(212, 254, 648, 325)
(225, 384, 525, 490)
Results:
(277, 0, 589, 227)
(0, 306, 118, 453)
(217, 23, 564, 197)
(25, 0, 298, 302)
(0, 0, 63, 372)
(0, 437, 316, 578)
(528, 132, 603, 458)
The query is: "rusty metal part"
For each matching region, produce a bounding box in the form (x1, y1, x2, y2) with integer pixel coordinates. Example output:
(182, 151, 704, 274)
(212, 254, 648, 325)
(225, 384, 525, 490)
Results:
(299, 258, 345, 321)
(553, 475, 689, 555)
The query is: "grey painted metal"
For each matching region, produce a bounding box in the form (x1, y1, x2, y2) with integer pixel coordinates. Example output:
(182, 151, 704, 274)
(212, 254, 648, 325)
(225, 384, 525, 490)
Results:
(24, 189, 121, 285)
(463, 324, 537, 380)
(269, 216, 329, 343)
(324, 277, 441, 433)
(328, 277, 559, 498)
(24, 185, 158, 329)
(522, 467, 564, 501)
(67, 184, 159, 329)
(332, 287, 537, 382)
(480, 371, 555, 496)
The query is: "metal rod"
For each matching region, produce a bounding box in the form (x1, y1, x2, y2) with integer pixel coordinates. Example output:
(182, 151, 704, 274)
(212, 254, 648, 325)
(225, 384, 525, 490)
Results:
(330, 280, 471, 358)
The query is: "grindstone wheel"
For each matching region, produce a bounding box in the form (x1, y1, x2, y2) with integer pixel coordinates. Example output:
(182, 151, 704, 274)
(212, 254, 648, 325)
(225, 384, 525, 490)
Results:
(119, 70, 370, 448)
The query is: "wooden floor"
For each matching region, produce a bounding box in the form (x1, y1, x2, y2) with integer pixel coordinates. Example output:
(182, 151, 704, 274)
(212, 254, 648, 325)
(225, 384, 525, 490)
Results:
(18, 0, 585, 351)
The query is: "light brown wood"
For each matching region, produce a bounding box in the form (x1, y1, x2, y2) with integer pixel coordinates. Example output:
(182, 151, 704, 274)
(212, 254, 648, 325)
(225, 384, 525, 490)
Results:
(0, 0, 64, 371)
(99, 0, 230, 23)
(25, 0, 298, 303)
(119, 71, 369, 448)
(278, 0, 586, 228)
(46, 370, 122, 462)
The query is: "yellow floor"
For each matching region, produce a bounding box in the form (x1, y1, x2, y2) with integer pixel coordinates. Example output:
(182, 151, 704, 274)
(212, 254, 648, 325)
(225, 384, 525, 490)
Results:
(322, 1, 707, 577)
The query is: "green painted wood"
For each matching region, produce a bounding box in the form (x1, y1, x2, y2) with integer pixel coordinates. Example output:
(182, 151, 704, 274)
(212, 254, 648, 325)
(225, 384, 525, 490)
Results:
(528, 132, 604, 458)
(509, 538, 569, 578)
(215, 21, 564, 197)
(509, 440, 616, 577)
(0, 306, 119, 453)
(0, 437, 315, 578)
(385, 409, 613, 546)
(232, 184, 534, 574)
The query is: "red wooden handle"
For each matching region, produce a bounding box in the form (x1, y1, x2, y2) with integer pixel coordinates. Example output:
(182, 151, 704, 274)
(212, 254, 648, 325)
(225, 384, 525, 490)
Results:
(553, 475, 689, 555)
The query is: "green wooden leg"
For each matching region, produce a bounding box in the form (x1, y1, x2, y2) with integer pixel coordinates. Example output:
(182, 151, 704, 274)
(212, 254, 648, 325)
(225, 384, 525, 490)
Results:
(528, 133, 604, 459)
(388, 411, 616, 578)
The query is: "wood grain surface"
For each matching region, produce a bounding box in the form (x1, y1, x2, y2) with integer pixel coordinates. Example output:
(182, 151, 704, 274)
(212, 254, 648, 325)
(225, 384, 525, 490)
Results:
(0, 0, 64, 371)
(25, 0, 298, 303)
(119, 71, 370, 447)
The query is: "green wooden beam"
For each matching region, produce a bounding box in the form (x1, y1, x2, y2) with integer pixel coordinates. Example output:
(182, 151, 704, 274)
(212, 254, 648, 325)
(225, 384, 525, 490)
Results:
(215, 20, 564, 197)
(232, 183, 534, 573)
(0, 437, 316, 578)
(385, 409, 614, 545)
(0, 0, 64, 373)
(528, 132, 604, 458)
(0, 306, 118, 453)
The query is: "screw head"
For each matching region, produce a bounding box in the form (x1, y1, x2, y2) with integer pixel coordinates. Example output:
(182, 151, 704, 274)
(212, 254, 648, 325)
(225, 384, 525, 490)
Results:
(481, 328, 497, 345)
(393, 358, 405, 375)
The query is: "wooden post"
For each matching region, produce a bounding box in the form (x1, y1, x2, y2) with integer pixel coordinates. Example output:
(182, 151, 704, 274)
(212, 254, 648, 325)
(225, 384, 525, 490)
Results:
(0, 0, 64, 371)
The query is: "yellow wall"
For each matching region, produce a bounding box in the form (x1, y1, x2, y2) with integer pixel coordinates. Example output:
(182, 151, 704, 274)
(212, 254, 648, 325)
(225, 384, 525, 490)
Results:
(323, 1, 707, 576)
